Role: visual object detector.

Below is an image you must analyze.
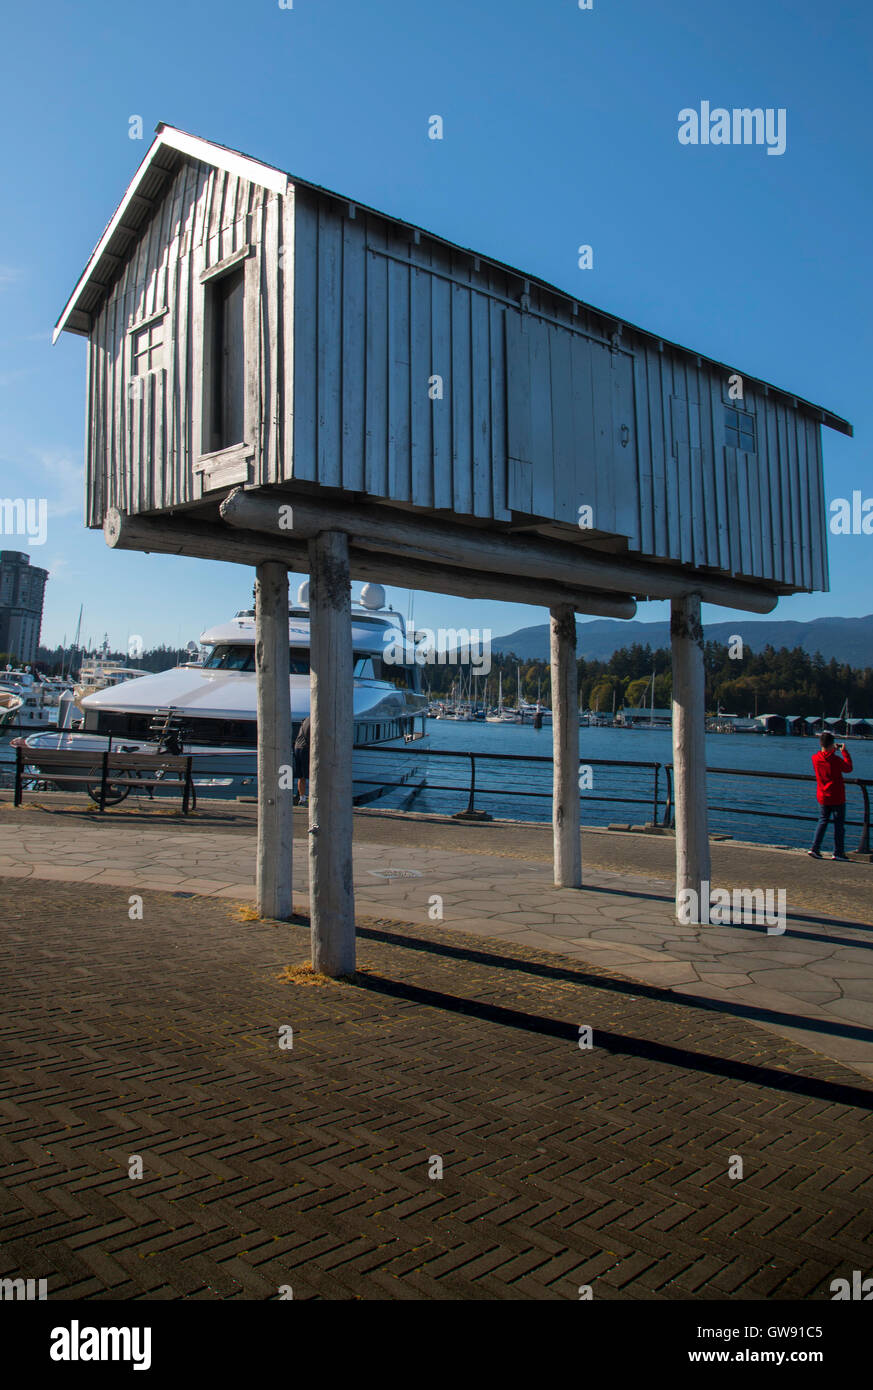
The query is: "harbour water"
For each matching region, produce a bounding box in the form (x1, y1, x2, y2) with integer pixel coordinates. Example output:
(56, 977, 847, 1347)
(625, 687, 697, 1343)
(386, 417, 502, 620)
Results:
(2, 724, 867, 853)
(409, 721, 869, 852)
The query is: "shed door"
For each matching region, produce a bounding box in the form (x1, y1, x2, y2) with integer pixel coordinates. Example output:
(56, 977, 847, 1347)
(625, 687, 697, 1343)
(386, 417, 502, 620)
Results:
(505, 310, 638, 541)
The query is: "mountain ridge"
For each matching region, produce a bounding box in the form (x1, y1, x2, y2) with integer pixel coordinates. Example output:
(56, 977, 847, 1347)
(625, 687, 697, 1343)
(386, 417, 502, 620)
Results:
(492, 615, 873, 667)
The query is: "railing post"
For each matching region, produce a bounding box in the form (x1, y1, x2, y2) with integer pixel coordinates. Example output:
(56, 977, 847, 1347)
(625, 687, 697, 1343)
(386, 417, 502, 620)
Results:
(858, 782, 871, 854)
(452, 751, 491, 821)
(652, 764, 660, 826)
(14, 743, 23, 807)
(99, 751, 109, 814)
(663, 764, 674, 827)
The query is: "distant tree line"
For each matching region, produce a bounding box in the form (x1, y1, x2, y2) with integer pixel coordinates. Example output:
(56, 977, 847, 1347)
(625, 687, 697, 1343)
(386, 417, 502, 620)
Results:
(15, 638, 873, 718)
(32, 644, 190, 676)
(425, 641, 873, 717)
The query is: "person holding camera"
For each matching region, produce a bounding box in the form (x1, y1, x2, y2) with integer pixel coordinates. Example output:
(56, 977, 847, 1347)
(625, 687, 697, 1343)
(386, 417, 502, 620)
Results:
(808, 731, 854, 861)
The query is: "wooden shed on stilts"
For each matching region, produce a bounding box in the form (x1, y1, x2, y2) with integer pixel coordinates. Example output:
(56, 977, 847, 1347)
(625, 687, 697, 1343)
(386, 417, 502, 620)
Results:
(54, 125, 851, 966)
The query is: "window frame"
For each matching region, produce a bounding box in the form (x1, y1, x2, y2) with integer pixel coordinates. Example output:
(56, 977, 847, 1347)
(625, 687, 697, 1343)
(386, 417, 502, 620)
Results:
(724, 404, 757, 454)
(127, 305, 168, 382)
(194, 244, 256, 490)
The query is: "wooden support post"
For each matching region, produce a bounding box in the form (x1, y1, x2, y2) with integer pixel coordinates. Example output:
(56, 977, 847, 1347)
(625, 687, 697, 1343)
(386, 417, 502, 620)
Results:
(308, 530, 355, 976)
(671, 594, 711, 923)
(255, 561, 293, 920)
(551, 604, 582, 888)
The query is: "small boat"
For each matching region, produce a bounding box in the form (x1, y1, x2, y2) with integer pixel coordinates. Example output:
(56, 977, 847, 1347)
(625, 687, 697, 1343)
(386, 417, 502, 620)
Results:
(0, 669, 74, 730)
(0, 691, 24, 730)
(486, 673, 507, 722)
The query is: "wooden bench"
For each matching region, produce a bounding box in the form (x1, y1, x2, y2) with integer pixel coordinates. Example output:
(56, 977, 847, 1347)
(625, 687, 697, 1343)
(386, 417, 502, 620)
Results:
(14, 745, 195, 813)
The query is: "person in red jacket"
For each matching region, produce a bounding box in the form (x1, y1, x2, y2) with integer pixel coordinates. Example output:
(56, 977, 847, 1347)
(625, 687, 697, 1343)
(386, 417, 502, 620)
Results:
(808, 731, 854, 860)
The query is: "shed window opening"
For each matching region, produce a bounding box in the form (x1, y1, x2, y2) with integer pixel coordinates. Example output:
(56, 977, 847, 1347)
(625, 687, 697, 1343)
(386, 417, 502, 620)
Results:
(131, 319, 164, 375)
(725, 406, 756, 453)
(206, 266, 245, 452)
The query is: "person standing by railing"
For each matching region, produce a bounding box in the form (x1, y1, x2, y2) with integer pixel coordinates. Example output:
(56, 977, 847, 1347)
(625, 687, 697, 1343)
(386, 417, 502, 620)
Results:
(808, 732, 854, 861)
(294, 716, 311, 805)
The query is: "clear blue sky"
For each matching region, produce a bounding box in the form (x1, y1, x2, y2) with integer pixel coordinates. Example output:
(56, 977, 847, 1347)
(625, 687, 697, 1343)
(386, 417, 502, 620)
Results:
(1, 0, 870, 653)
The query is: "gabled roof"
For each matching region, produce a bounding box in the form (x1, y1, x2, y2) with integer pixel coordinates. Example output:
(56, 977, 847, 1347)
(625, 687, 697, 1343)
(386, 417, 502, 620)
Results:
(53, 127, 288, 342)
(54, 124, 853, 438)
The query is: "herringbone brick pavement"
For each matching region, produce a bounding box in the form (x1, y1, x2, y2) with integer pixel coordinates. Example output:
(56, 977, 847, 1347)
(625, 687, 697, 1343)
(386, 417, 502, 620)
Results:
(0, 878, 871, 1300)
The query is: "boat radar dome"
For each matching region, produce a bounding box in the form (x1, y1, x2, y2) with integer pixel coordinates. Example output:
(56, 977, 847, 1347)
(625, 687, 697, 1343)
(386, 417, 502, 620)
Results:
(296, 581, 310, 607)
(359, 583, 386, 611)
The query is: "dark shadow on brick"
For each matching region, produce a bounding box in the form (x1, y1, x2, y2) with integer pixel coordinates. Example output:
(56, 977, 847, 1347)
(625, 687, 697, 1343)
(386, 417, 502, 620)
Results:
(355, 924, 873, 1048)
(349, 968, 873, 1112)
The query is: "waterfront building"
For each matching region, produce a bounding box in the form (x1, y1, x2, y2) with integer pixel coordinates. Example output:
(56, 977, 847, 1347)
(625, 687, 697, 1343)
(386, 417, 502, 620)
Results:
(0, 551, 48, 666)
(617, 706, 673, 729)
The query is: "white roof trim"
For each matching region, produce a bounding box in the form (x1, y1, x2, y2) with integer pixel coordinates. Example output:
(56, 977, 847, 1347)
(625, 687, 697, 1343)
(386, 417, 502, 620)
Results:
(53, 125, 287, 343)
(156, 126, 287, 197)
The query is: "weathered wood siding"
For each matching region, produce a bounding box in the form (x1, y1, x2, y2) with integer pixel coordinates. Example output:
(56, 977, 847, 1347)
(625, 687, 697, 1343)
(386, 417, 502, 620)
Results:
(83, 159, 829, 592)
(85, 157, 290, 525)
(290, 186, 828, 590)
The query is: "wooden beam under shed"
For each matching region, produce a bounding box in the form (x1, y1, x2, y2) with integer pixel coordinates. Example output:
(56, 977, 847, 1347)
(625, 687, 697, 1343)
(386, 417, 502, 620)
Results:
(102, 508, 638, 618)
(219, 490, 779, 614)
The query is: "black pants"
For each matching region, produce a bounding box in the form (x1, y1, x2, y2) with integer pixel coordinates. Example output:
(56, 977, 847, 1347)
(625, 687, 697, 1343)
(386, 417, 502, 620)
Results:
(812, 803, 846, 856)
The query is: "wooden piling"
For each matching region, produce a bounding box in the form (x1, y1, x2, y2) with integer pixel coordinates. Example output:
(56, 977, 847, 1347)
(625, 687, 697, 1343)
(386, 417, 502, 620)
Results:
(671, 594, 711, 922)
(550, 604, 582, 887)
(255, 561, 293, 920)
(308, 530, 356, 975)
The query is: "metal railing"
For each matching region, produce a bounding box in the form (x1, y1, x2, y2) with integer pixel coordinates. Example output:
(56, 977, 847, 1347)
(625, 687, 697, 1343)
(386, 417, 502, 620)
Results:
(4, 738, 869, 852)
(354, 744, 873, 853)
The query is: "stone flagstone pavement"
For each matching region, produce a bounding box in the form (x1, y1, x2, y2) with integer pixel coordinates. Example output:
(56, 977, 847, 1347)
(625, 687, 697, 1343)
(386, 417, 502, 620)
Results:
(1, 810, 872, 1079)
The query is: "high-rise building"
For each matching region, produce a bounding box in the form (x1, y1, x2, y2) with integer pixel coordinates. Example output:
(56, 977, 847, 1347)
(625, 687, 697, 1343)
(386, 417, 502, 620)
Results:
(0, 551, 49, 666)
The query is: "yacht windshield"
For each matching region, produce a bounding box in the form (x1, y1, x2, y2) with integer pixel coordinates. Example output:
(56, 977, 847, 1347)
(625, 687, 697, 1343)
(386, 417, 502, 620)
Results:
(204, 644, 310, 674)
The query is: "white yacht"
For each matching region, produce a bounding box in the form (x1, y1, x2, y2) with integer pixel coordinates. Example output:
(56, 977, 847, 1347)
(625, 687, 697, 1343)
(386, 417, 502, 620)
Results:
(23, 583, 429, 805)
(74, 653, 148, 705)
(0, 668, 75, 731)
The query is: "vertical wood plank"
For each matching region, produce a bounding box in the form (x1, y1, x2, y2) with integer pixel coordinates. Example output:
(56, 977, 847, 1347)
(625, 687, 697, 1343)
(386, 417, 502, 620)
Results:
(490, 298, 509, 520)
(470, 289, 491, 517)
(281, 183, 296, 484)
(548, 326, 574, 524)
(317, 202, 342, 488)
(341, 211, 366, 492)
(529, 316, 554, 519)
(409, 263, 433, 507)
(450, 279, 472, 515)
(633, 350, 654, 554)
(364, 230, 389, 497)
(388, 254, 411, 502)
(430, 270, 452, 510)
(262, 192, 281, 485)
